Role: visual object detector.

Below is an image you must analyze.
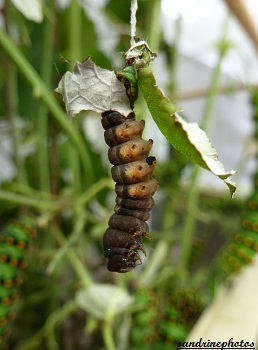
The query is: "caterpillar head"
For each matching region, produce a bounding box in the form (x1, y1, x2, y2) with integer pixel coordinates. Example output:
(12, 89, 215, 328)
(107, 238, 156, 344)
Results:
(107, 253, 138, 273)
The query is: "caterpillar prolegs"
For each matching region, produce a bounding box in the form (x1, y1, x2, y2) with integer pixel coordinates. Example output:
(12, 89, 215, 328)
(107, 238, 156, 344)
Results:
(101, 111, 158, 272)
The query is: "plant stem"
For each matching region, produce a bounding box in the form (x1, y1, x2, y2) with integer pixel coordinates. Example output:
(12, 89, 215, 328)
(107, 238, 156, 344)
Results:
(102, 318, 116, 350)
(67, 0, 83, 194)
(137, 0, 162, 120)
(180, 165, 201, 267)
(10, 182, 58, 199)
(5, 59, 28, 184)
(168, 16, 182, 97)
(69, 0, 82, 63)
(49, 223, 92, 288)
(147, 0, 162, 52)
(37, 1, 55, 193)
(0, 29, 94, 186)
(77, 178, 114, 207)
(180, 15, 231, 270)
(68, 122, 81, 193)
(4, 2, 28, 185)
(16, 329, 45, 350)
(138, 241, 169, 285)
(44, 299, 78, 350)
(0, 189, 59, 211)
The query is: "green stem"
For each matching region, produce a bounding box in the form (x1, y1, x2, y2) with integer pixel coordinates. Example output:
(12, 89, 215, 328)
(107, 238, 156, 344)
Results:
(102, 318, 116, 350)
(16, 329, 44, 350)
(201, 54, 229, 130)
(0, 190, 60, 211)
(180, 15, 231, 270)
(4, 2, 28, 185)
(147, 0, 162, 52)
(44, 299, 78, 350)
(68, 119, 81, 194)
(69, 0, 82, 63)
(37, 1, 55, 193)
(0, 29, 94, 186)
(76, 178, 114, 207)
(49, 223, 92, 288)
(138, 241, 169, 285)
(6, 60, 28, 185)
(160, 15, 182, 247)
(168, 16, 182, 97)
(136, 0, 162, 123)
(180, 165, 201, 266)
(67, 0, 83, 194)
(9, 182, 58, 200)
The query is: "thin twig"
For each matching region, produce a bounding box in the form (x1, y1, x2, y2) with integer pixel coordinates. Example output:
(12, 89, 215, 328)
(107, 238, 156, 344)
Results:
(130, 0, 138, 46)
(224, 0, 258, 51)
(176, 82, 248, 101)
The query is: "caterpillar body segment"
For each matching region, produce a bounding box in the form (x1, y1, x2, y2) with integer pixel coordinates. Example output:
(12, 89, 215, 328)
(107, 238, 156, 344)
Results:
(101, 111, 158, 272)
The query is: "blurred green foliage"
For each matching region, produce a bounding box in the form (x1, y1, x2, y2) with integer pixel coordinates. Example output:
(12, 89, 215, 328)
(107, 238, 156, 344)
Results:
(0, 1, 257, 349)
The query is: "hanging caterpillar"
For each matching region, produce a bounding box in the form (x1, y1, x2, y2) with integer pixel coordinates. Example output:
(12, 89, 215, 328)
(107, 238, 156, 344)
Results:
(101, 110, 158, 272)
(0, 218, 36, 347)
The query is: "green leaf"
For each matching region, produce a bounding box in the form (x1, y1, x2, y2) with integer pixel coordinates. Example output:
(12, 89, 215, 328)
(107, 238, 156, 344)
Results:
(128, 42, 236, 196)
(116, 65, 139, 106)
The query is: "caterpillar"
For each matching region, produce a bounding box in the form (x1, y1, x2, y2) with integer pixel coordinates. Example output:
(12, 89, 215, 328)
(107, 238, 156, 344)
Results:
(0, 218, 36, 348)
(131, 286, 203, 348)
(101, 110, 158, 272)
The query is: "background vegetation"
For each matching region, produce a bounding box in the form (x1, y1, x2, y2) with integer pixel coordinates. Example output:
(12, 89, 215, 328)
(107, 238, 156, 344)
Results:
(0, 0, 257, 349)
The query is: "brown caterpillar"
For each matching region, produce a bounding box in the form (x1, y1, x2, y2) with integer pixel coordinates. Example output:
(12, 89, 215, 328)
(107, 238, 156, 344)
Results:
(101, 110, 158, 272)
